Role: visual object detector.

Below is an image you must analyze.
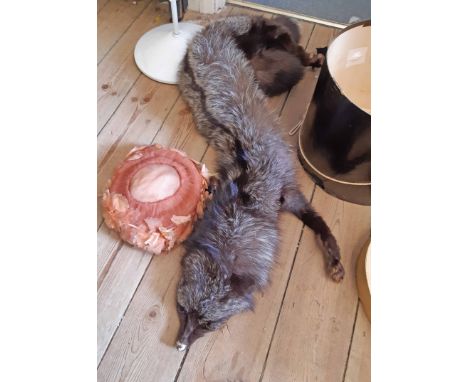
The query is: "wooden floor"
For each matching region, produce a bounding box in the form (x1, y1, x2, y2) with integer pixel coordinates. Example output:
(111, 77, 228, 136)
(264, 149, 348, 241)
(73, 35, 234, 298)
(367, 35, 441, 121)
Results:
(97, 2, 371, 381)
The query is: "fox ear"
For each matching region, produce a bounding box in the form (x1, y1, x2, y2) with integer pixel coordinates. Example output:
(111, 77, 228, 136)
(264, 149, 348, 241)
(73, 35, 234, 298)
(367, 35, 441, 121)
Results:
(230, 274, 256, 296)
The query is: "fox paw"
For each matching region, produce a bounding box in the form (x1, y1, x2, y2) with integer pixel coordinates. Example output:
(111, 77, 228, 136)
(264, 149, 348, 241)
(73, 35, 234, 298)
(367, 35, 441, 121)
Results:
(328, 261, 345, 283)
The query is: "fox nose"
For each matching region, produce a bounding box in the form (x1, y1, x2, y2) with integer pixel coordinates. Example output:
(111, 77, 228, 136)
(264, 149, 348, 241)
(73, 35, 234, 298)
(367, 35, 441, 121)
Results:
(176, 341, 188, 352)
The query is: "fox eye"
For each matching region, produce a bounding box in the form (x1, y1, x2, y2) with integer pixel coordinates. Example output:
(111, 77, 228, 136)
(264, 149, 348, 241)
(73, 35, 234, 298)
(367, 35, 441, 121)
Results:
(176, 302, 186, 314)
(199, 321, 211, 330)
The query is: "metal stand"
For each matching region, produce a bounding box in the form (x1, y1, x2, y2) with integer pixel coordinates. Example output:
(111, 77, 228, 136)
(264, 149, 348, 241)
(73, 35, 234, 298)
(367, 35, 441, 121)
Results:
(134, 0, 202, 84)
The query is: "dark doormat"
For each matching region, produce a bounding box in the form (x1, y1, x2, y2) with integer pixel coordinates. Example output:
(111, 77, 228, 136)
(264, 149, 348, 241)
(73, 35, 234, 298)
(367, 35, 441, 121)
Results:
(242, 0, 370, 25)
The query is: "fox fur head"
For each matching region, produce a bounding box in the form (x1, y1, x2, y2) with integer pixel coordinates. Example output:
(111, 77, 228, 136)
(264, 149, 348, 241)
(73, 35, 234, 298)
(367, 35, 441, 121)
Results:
(175, 249, 255, 350)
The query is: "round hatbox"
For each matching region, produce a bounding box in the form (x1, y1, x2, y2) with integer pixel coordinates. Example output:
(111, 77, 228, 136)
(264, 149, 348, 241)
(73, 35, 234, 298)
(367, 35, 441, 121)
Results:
(299, 21, 371, 205)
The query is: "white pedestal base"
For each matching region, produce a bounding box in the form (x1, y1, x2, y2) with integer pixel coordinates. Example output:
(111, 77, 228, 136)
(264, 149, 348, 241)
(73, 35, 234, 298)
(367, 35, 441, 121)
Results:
(134, 22, 202, 84)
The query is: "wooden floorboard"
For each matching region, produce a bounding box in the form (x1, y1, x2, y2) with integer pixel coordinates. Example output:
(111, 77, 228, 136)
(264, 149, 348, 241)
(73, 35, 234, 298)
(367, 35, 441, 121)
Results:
(97, 2, 170, 134)
(261, 187, 370, 381)
(97, 4, 370, 380)
(344, 303, 371, 382)
(98, 0, 152, 64)
(97, 0, 111, 13)
(98, 247, 187, 381)
(98, 78, 178, 168)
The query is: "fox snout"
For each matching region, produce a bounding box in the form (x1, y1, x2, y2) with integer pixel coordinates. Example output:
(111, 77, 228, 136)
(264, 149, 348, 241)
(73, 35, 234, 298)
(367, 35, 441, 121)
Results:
(175, 329, 192, 352)
(175, 311, 197, 351)
(176, 341, 188, 352)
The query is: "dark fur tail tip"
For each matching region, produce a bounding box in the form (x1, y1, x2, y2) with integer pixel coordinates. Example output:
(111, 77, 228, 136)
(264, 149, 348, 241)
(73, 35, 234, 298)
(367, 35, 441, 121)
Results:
(328, 261, 345, 283)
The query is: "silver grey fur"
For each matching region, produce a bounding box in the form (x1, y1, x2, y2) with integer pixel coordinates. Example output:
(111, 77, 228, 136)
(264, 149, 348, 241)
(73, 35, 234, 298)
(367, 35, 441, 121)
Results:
(175, 16, 344, 349)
